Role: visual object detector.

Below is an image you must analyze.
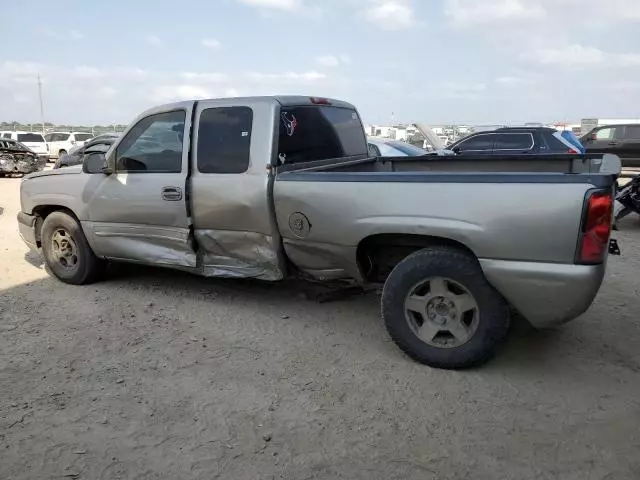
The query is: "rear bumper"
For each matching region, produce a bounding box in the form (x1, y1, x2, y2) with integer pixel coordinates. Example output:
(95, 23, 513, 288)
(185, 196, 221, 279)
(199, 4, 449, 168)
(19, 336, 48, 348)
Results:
(17, 211, 38, 251)
(480, 259, 605, 328)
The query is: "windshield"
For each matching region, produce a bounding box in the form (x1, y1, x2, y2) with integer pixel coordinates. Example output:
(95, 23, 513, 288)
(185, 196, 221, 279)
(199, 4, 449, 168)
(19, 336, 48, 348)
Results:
(17, 133, 45, 143)
(385, 140, 428, 156)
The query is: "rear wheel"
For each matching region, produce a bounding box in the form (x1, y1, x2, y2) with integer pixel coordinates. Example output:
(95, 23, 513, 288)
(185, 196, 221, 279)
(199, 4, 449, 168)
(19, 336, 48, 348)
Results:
(41, 211, 104, 284)
(381, 246, 510, 369)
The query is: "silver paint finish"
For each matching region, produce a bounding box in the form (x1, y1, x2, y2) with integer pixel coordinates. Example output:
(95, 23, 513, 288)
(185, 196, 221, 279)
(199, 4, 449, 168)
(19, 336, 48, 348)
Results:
(274, 180, 592, 264)
(480, 259, 605, 328)
(17, 95, 615, 330)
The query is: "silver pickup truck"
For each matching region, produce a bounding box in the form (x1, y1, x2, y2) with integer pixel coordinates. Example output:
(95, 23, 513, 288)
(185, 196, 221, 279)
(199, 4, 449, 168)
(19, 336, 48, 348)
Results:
(17, 96, 620, 369)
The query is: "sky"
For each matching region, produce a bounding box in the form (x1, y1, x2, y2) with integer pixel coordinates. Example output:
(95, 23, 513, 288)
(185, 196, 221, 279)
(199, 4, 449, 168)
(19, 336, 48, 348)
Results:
(1, 0, 640, 126)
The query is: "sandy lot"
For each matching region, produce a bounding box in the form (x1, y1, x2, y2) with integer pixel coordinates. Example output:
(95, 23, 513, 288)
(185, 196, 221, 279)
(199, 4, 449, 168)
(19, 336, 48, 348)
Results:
(2, 176, 640, 480)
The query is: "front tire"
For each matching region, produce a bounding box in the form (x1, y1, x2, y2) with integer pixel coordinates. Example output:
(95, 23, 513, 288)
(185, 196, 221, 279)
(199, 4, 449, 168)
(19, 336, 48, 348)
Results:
(41, 211, 104, 285)
(381, 246, 509, 369)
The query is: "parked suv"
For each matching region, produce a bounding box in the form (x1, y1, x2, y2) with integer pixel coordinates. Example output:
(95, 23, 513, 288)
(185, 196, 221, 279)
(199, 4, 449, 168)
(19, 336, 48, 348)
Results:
(0, 131, 49, 160)
(44, 132, 94, 160)
(448, 127, 583, 155)
(581, 124, 640, 168)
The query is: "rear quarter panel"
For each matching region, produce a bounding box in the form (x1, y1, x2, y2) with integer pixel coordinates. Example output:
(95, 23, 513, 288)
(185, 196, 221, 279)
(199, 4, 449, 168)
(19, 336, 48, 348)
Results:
(274, 177, 594, 279)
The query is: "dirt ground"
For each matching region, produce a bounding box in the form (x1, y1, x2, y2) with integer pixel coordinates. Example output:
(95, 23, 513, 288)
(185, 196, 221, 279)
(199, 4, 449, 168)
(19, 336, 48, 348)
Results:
(2, 176, 640, 480)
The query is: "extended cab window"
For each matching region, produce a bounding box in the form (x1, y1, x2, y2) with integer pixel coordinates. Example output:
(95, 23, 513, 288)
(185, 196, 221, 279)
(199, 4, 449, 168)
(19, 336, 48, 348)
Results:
(197, 107, 252, 173)
(277, 106, 367, 164)
(116, 110, 185, 173)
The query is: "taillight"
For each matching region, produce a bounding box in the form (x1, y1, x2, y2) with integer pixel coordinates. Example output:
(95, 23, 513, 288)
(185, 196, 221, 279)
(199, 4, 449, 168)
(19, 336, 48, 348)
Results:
(577, 191, 613, 264)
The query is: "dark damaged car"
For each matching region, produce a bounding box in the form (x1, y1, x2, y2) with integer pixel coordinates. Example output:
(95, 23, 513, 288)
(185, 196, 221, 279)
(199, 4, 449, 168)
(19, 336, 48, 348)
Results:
(0, 139, 46, 177)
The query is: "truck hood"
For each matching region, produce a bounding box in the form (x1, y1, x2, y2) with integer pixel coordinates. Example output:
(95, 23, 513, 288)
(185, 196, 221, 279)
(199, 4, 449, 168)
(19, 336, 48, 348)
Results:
(24, 165, 82, 179)
(413, 123, 445, 150)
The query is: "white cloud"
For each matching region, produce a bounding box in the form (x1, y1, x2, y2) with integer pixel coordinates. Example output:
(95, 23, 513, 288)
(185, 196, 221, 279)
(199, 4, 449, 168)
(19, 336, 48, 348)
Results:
(317, 55, 340, 67)
(236, 0, 300, 10)
(201, 38, 222, 49)
(145, 35, 163, 47)
(364, 1, 415, 30)
(445, 0, 546, 25)
(525, 44, 605, 66)
(181, 72, 229, 82)
(70, 30, 84, 40)
(72, 66, 103, 79)
(151, 85, 214, 103)
(245, 70, 327, 82)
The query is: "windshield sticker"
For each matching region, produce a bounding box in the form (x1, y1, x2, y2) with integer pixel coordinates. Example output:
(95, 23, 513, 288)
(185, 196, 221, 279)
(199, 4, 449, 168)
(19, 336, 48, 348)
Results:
(281, 112, 298, 137)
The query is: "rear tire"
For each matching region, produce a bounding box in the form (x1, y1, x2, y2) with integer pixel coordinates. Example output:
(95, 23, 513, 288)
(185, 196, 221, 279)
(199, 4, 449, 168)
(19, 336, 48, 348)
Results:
(381, 246, 510, 369)
(41, 211, 104, 285)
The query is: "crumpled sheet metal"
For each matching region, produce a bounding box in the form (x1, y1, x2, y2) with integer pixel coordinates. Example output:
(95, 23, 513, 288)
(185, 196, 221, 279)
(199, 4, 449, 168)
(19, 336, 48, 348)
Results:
(0, 153, 45, 174)
(194, 229, 283, 281)
(85, 222, 197, 268)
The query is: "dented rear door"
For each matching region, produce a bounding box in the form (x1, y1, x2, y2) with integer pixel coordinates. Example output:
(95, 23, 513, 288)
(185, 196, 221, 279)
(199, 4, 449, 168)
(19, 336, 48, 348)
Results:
(189, 97, 285, 280)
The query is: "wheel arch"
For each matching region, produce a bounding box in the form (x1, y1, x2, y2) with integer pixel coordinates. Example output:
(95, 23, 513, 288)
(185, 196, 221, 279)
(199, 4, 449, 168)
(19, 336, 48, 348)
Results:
(356, 233, 477, 283)
(31, 205, 82, 247)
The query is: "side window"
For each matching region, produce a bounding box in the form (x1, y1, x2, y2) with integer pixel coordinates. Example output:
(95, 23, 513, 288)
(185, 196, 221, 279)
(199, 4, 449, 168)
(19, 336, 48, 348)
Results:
(495, 133, 534, 150)
(595, 127, 616, 140)
(622, 125, 640, 140)
(458, 134, 495, 151)
(116, 110, 185, 173)
(197, 107, 252, 174)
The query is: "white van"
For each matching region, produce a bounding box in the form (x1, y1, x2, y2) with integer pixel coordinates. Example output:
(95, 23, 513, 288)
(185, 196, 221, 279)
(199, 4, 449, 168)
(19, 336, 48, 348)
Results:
(0, 131, 50, 159)
(44, 132, 94, 159)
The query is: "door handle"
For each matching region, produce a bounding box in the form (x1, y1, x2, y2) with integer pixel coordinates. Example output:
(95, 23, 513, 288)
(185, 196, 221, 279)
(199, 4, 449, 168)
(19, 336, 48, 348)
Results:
(161, 186, 183, 201)
(608, 142, 618, 146)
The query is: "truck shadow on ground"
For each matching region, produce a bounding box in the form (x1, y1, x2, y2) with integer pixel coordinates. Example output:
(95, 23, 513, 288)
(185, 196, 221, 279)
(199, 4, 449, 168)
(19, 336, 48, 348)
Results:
(3, 257, 629, 376)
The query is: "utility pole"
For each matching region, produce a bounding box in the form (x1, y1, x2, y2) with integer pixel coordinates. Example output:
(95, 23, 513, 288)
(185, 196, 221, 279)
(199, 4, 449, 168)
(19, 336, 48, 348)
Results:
(37, 74, 45, 134)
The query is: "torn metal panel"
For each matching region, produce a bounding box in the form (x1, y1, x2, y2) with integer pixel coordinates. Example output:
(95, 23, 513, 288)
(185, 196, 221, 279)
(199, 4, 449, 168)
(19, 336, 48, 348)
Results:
(194, 229, 283, 281)
(0, 152, 46, 175)
(282, 238, 361, 282)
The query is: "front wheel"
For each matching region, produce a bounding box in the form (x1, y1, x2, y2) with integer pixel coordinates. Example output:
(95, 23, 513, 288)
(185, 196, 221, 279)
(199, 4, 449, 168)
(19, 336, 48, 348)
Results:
(381, 246, 510, 369)
(41, 211, 104, 284)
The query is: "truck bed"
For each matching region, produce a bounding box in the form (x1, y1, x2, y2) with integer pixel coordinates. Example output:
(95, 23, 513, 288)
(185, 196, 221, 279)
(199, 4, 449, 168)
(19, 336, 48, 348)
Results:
(278, 153, 620, 176)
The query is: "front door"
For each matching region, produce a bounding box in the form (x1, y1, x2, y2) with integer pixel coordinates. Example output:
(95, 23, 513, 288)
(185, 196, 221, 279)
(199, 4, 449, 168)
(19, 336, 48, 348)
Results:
(84, 108, 196, 268)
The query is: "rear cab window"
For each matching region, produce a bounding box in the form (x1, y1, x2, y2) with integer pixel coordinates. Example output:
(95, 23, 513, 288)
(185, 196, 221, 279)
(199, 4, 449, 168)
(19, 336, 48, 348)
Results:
(277, 105, 367, 164)
(74, 133, 94, 142)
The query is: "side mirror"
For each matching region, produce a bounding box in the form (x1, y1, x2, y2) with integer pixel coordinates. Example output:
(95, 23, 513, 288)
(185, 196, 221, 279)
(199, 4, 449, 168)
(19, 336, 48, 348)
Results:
(452, 146, 461, 154)
(82, 152, 109, 174)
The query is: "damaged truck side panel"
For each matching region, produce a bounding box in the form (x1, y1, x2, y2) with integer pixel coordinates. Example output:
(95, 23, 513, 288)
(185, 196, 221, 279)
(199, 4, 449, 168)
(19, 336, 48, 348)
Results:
(17, 95, 620, 369)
